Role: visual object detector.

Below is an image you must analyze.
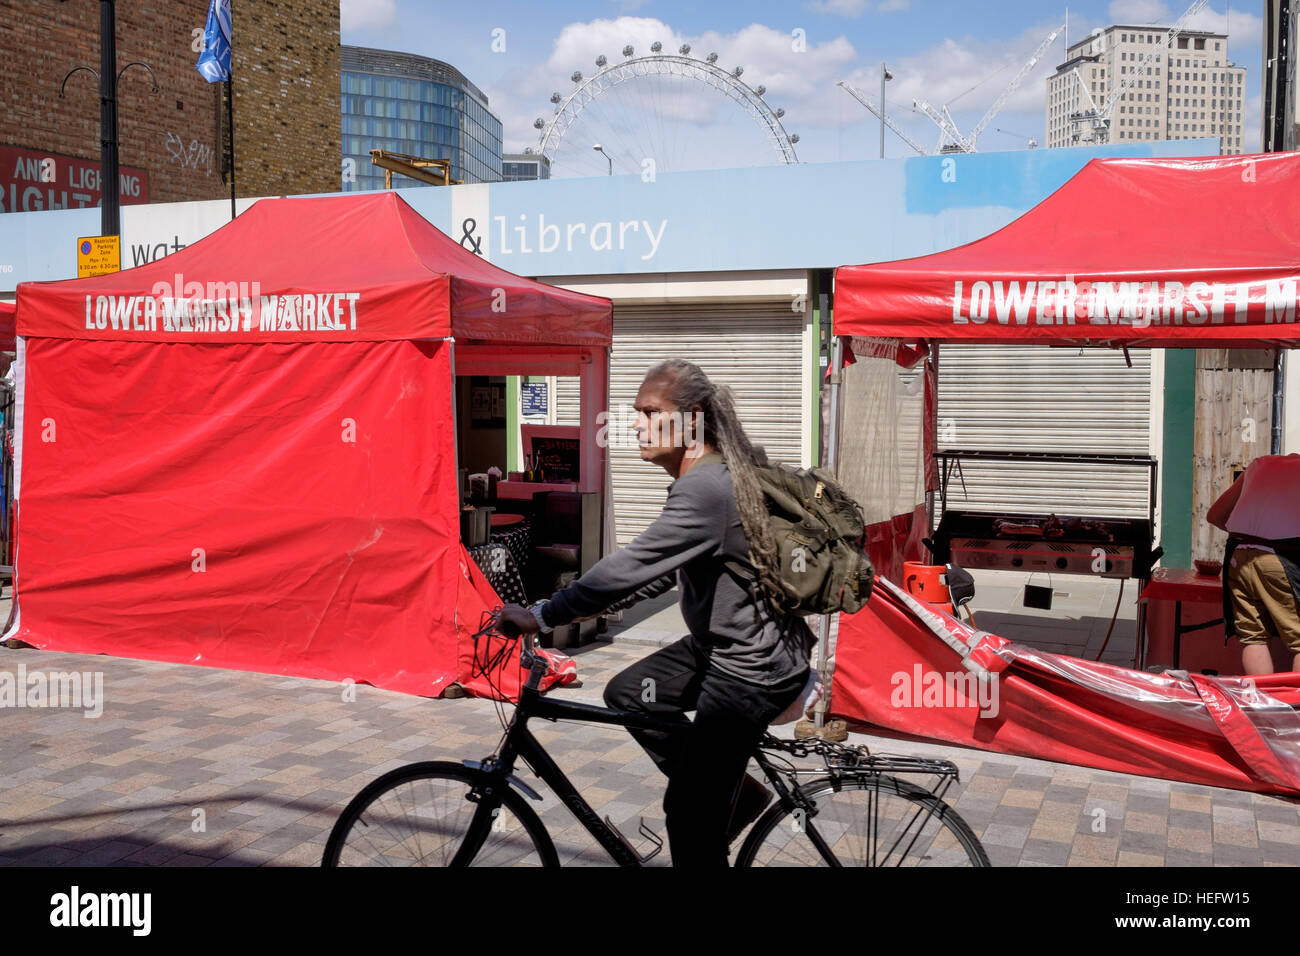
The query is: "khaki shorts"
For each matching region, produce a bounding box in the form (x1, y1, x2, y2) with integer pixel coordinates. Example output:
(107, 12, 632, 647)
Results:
(1229, 547, 1300, 653)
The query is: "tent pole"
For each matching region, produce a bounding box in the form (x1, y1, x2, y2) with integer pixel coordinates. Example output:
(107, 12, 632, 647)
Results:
(815, 332, 845, 731)
(927, 343, 940, 537)
(1272, 348, 1285, 455)
(448, 338, 461, 496)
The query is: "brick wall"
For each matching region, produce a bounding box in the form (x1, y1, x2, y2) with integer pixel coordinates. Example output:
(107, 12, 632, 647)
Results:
(231, 0, 340, 197)
(0, 0, 340, 211)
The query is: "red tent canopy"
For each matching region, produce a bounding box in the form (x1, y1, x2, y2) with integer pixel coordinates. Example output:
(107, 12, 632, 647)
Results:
(18, 191, 611, 347)
(834, 153, 1300, 349)
(8, 192, 609, 698)
(0, 301, 14, 351)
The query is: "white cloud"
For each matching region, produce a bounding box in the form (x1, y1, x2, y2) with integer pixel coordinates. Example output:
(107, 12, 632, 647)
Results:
(1108, 0, 1170, 24)
(340, 0, 397, 33)
(878, 0, 911, 11)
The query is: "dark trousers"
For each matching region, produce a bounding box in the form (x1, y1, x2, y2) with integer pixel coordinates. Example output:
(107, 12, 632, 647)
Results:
(603, 635, 807, 868)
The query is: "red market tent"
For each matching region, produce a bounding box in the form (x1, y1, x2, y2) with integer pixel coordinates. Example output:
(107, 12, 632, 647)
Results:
(836, 153, 1300, 349)
(827, 153, 1300, 796)
(6, 191, 611, 698)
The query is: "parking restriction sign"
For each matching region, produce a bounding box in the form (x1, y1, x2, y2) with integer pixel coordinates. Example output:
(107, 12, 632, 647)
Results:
(77, 235, 121, 278)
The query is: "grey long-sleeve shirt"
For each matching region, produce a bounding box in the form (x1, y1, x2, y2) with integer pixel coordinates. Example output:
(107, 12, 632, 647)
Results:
(539, 456, 813, 686)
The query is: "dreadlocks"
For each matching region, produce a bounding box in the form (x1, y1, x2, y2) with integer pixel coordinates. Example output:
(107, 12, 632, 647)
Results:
(644, 359, 788, 609)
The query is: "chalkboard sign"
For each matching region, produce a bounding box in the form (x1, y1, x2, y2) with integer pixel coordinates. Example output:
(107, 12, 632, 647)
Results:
(522, 425, 581, 483)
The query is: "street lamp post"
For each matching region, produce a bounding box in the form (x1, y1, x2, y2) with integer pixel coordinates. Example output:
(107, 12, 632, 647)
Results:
(60, 0, 157, 238)
(880, 63, 893, 159)
(593, 143, 612, 175)
(99, 0, 118, 237)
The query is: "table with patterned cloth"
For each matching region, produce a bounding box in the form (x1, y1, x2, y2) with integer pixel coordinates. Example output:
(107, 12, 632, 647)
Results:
(489, 519, 532, 577)
(467, 543, 527, 605)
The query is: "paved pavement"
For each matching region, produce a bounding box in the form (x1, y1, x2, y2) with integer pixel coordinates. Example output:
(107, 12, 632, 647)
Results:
(2, 576, 1300, 867)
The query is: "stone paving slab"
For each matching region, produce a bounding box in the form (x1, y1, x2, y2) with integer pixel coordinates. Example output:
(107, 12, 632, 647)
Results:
(2, 635, 1300, 867)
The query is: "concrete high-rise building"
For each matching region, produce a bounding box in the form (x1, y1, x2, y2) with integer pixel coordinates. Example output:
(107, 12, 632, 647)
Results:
(341, 46, 502, 190)
(502, 150, 550, 182)
(1046, 25, 1245, 154)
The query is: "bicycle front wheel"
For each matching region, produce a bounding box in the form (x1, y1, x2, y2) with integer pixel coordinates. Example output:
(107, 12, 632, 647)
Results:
(736, 774, 989, 867)
(322, 761, 558, 867)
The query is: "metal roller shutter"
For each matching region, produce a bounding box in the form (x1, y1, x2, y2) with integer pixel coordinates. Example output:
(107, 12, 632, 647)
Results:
(937, 345, 1154, 518)
(554, 375, 581, 426)
(603, 303, 806, 544)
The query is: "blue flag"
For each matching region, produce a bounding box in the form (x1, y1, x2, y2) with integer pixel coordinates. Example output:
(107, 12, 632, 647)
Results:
(196, 0, 232, 83)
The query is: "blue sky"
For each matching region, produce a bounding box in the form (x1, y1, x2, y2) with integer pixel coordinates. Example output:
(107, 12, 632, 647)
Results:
(340, 0, 1264, 176)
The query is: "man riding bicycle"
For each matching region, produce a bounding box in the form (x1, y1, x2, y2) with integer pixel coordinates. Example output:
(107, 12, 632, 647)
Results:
(499, 359, 813, 868)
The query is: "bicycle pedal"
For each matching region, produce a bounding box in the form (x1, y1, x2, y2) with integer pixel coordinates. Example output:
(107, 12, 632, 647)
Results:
(604, 815, 663, 864)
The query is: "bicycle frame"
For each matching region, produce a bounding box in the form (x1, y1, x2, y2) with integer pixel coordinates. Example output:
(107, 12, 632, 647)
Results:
(460, 635, 836, 867)
(455, 623, 968, 867)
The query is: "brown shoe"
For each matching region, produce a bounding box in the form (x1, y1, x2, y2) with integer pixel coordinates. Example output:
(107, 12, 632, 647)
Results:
(793, 718, 818, 739)
(726, 772, 773, 845)
(820, 718, 849, 742)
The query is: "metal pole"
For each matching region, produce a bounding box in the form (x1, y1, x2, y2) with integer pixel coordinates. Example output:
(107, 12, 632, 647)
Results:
(99, 0, 119, 237)
(226, 78, 235, 219)
(813, 328, 845, 731)
(879, 63, 886, 159)
(927, 343, 940, 537)
(1273, 348, 1286, 454)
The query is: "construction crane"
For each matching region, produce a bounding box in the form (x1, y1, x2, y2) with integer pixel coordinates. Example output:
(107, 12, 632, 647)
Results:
(836, 80, 930, 155)
(1069, 0, 1209, 143)
(965, 21, 1064, 148)
(912, 99, 973, 152)
(913, 21, 1065, 153)
(994, 128, 1039, 148)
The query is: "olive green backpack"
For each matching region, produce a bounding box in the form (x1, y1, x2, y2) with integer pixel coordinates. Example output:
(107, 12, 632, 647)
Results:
(723, 459, 875, 616)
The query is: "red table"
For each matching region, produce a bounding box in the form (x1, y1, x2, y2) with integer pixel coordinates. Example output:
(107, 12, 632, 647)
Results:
(1140, 568, 1224, 671)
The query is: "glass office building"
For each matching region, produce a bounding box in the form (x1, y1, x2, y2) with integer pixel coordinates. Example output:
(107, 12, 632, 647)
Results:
(502, 151, 551, 181)
(341, 46, 503, 189)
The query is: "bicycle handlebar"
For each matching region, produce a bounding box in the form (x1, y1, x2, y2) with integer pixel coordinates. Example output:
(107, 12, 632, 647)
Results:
(481, 608, 549, 692)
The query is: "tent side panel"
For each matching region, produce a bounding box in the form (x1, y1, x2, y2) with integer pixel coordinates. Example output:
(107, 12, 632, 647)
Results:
(830, 597, 1300, 796)
(12, 337, 463, 697)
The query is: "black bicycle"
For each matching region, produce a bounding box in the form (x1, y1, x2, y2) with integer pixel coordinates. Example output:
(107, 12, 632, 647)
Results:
(321, 610, 989, 867)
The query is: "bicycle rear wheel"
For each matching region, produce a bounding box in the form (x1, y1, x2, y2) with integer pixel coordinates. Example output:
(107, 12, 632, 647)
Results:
(322, 761, 558, 867)
(736, 774, 989, 867)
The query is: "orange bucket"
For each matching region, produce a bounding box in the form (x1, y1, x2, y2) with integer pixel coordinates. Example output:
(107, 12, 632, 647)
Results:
(902, 562, 954, 615)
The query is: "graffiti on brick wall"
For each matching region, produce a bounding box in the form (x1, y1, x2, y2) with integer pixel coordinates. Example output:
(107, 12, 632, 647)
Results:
(165, 131, 214, 173)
